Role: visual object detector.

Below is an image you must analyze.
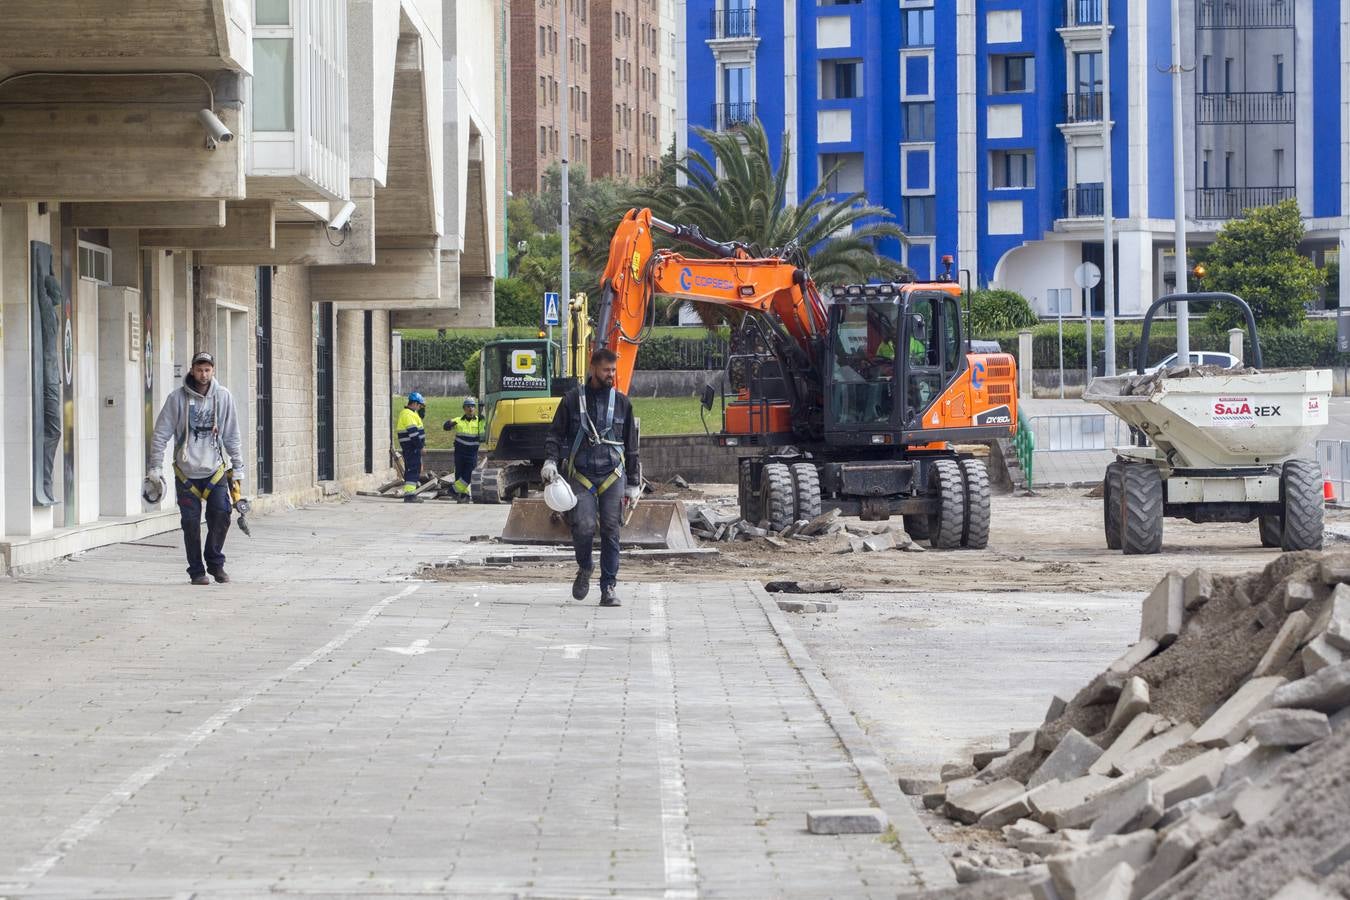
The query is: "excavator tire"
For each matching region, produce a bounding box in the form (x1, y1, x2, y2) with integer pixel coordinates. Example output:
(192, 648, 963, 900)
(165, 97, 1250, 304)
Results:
(791, 463, 822, 521)
(1258, 514, 1282, 548)
(926, 458, 967, 550)
(1280, 458, 1324, 552)
(738, 459, 763, 524)
(1103, 461, 1124, 550)
(959, 458, 991, 550)
(1120, 464, 1164, 555)
(902, 515, 930, 543)
(761, 462, 795, 532)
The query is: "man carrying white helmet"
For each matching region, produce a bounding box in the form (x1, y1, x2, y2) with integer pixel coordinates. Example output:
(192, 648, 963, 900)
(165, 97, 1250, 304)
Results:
(541, 347, 641, 607)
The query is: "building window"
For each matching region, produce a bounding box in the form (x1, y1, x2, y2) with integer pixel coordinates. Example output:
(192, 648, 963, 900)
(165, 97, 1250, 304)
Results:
(1225, 151, 1233, 187)
(539, 25, 546, 56)
(1224, 57, 1234, 94)
(990, 150, 1034, 189)
(902, 7, 935, 47)
(902, 102, 935, 142)
(902, 196, 936, 235)
(1074, 51, 1101, 96)
(820, 152, 864, 194)
(539, 125, 547, 157)
(539, 75, 546, 106)
(1274, 54, 1284, 94)
(1274, 148, 1284, 184)
(819, 59, 862, 99)
(724, 64, 751, 106)
(77, 242, 112, 283)
(1202, 150, 1211, 189)
(990, 55, 1033, 93)
(252, 37, 294, 130)
(1201, 55, 1210, 93)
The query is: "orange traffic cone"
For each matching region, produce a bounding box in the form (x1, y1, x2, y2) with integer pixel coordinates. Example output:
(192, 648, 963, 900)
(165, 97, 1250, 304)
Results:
(1324, 480, 1337, 503)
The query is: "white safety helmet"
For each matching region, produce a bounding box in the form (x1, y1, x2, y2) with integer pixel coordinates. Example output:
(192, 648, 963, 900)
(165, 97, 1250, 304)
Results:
(142, 474, 166, 505)
(543, 477, 577, 513)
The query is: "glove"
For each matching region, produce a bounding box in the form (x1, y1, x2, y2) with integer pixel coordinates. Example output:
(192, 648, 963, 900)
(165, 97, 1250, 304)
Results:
(443, 419, 455, 431)
(541, 459, 559, 484)
(624, 484, 642, 505)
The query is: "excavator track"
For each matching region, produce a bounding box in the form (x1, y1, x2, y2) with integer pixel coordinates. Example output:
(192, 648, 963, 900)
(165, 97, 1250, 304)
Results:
(471, 461, 535, 504)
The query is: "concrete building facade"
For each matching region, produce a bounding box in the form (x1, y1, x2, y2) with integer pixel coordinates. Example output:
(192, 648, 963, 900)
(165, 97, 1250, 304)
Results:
(591, 0, 666, 180)
(0, 0, 496, 572)
(682, 0, 1350, 317)
(511, 0, 595, 192)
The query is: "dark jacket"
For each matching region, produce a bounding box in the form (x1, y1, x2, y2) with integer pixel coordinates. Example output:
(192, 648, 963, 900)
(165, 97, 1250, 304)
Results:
(545, 381, 640, 486)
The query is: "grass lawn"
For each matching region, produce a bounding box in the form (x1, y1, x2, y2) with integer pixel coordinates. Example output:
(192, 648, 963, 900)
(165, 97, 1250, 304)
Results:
(395, 394, 710, 449)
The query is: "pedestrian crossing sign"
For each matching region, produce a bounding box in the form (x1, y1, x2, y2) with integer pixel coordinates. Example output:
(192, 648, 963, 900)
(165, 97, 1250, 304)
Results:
(543, 292, 561, 326)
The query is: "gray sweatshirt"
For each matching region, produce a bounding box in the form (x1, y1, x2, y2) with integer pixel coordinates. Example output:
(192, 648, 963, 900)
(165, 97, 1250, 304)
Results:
(149, 375, 245, 480)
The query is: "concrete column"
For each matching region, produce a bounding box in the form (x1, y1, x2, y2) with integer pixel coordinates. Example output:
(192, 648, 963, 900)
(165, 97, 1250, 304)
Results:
(1229, 328, 1244, 365)
(97, 285, 142, 517)
(1, 203, 55, 537)
(74, 279, 101, 524)
(1115, 231, 1154, 315)
(1017, 330, 1033, 398)
(172, 252, 193, 378)
(390, 331, 403, 400)
(955, 0, 978, 277)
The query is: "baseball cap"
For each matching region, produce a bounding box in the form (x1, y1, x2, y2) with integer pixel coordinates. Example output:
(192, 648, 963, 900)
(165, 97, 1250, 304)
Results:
(191, 351, 216, 366)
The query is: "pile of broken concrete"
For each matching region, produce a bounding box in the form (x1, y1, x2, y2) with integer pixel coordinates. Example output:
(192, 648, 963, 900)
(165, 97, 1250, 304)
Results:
(687, 502, 925, 552)
(915, 551, 1350, 899)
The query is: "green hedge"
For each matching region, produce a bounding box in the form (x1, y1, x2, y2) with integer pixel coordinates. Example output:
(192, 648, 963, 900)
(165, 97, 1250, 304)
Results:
(990, 318, 1343, 371)
(403, 333, 730, 372)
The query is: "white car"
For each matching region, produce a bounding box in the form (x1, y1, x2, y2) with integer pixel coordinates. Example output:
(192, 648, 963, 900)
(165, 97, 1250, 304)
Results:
(1144, 351, 1241, 374)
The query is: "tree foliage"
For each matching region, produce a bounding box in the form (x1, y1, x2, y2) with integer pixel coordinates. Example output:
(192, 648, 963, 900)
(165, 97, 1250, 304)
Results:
(967, 289, 1039, 337)
(1195, 200, 1324, 330)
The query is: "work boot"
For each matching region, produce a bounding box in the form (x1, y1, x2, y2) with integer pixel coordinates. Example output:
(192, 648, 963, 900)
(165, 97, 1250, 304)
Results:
(208, 566, 231, 584)
(599, 585, 621, 607)
(403, 493, 424, 504)
(456, 493, 471, 504)
(190, 574, 211, 586)
(572, 567, 593, 600)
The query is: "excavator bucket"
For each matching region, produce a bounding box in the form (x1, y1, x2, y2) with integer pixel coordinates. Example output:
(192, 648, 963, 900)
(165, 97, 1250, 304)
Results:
(499, 497, 697, 550)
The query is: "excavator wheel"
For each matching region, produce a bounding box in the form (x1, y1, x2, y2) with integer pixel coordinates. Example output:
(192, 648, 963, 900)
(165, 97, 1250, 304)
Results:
(1258, 514, 1282, 548)
(902, 515, 930, 543)
(1103, 461, 1124, 550)
(790, 463, 822, 521)
(1120, 464, 1164, 555)
(1280, 458, 1324, 552)
(959, 458, 991, 550)
(738, 459, 764, 524)
(926, 458, 967, 550)
(761, 462, 795, 532)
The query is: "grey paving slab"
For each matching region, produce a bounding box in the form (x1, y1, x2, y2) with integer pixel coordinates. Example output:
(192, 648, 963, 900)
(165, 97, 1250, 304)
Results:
(0, 497, 948, 898)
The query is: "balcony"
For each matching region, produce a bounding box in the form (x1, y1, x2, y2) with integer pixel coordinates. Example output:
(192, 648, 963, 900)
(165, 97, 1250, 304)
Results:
(1197, 0, 1293, 29)
(1061, 183, 1104, 218)
(1062, 0, 1103, 27)
(714, 101, 757, 131)
(1195, 92, 1295, 125)
(1064, 92, 1104, 123)
(714, 7, 757, 39)
(1195, 186, 1295, 219)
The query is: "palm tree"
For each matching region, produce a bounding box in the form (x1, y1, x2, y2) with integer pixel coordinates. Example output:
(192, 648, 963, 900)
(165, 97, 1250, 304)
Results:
(620, 120, 909, 286)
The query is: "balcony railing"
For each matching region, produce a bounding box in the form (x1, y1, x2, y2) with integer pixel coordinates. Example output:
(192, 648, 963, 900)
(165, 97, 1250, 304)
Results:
(1063, 0, 1103, 27)
(714, 101, 757, 130)
(1195, 186, 1295, 219)
(1064, 92, 1104, 123)
(1195, 91, 1295, 125)
(714, 7, 756, 39)
(1061, 183, 1104, 218)
(1196, 0, 1293, 29)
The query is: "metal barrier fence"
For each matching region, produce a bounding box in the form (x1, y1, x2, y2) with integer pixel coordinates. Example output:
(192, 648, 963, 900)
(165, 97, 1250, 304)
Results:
(1026, 413, 1128, 452)
(1317, 439, 1350, 507)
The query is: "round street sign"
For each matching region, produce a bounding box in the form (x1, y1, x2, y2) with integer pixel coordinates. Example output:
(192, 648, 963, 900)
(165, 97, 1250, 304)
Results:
(1073, 262, 1102, 290)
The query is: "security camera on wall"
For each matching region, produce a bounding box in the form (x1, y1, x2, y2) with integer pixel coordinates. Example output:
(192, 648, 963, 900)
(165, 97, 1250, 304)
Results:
(196, 108, 234, 148)
(327, 201, 357, 231)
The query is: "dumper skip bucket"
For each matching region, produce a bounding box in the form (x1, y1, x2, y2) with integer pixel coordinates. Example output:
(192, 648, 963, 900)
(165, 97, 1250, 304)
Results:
(500, 497, 698, 550)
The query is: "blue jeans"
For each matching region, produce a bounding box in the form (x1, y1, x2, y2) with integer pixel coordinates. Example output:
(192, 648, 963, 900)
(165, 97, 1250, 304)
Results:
(176, 474, 232, 579)
(568, 476, 622, 589)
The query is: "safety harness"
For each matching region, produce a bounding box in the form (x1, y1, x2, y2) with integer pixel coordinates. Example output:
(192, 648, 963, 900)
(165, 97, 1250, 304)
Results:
(173, 387, 228, 501)
(565, 387, 625, 496)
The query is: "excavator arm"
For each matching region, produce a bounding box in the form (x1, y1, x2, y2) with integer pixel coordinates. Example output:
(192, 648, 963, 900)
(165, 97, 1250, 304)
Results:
(593, 208, 829, 395)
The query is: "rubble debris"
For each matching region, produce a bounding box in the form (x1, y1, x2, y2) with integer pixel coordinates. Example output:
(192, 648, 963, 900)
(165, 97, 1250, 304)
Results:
(1247, 709, 1331, 747)
(763, 580, 843, 594)
(1140, 571, 1184, 646)
(1191, 677, 1288, 747)
(1107, 676, 1150, 730)
(1028, 729, 1101, 789)
(805, 808, 886, 835)
(1270, 661, 1350, 713)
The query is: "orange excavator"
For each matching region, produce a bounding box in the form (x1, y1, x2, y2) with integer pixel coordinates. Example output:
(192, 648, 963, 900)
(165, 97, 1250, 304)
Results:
(587, 207, 1018, 548)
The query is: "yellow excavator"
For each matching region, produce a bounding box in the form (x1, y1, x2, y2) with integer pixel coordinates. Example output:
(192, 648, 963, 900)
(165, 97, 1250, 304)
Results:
(469, 295, 591, 503)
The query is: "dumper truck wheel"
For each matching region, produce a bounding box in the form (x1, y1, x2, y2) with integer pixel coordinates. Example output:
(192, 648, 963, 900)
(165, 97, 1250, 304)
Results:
(791, 463, 822, 521)
(926, 458, 967, 550)
(1280, 458, 1324, 552)
(1103, 461, 1124, 550)
(762, 462, 795, 532)
(903, 515, 931, 543)
(960, 458, 991, 549)
(1258, 514, 1282, 548)
(739, 459, 763, 524)
(1120, 464, 1163, 555)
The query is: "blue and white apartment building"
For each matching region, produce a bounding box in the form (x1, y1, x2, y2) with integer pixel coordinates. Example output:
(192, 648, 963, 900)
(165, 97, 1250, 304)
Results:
(681, 0, 1350, 316)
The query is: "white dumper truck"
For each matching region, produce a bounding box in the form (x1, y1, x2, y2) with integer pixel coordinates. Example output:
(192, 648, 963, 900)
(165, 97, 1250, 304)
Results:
(1084, 292, 1331, 554)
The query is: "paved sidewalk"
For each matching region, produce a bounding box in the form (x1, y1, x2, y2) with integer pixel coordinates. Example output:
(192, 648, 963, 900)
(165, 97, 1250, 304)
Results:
(0, 498, 950, 898)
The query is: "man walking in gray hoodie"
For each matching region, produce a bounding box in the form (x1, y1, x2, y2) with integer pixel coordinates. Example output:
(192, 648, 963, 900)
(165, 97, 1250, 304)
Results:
(148, 352, 245, 584)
